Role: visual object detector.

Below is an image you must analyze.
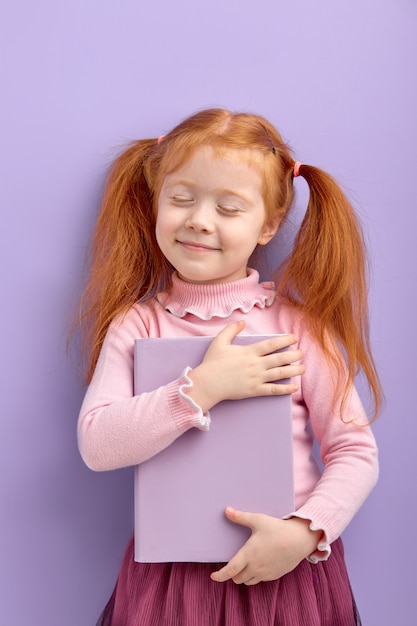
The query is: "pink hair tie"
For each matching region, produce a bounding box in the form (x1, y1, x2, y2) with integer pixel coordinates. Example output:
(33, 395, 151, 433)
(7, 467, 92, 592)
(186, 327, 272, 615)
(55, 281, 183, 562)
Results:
(293, 161, 302, 177)
(157, 135, 165, 145)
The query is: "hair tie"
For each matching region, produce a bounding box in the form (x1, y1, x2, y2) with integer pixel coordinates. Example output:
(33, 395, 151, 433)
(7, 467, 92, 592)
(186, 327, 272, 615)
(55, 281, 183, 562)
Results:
(293, 161, 302, 177)
(157, 135, 165, 145)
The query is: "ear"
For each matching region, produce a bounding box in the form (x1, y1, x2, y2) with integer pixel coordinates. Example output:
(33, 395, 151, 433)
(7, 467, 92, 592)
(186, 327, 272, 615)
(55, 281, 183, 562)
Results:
(257, 219, 280, 246)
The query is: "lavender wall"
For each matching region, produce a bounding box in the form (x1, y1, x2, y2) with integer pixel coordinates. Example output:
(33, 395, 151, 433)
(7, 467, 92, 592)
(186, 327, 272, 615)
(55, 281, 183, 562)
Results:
(1, 1, 416, 623)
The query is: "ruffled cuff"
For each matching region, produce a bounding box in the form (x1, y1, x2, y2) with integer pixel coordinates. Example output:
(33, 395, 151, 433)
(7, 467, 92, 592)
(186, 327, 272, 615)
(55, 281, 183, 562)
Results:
(283, 513, 331, 563)
(166, 367, 211, 431)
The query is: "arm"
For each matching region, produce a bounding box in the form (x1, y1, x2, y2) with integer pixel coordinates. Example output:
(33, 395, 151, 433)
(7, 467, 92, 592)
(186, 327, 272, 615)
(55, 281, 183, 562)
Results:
(212, 317, 378, 583)
(77, 309, 206, 471)
(78, 314, 305, 472)
(291, 326, 379, 560)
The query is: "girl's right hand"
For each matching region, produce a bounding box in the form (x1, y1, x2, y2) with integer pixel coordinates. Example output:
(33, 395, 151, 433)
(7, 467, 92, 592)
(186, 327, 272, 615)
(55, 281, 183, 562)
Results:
(185, 321, 305, 412)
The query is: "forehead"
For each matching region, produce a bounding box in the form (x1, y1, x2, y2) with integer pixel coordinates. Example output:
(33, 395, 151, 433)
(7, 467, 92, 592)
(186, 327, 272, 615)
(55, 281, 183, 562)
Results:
(163, 145, 264, 190)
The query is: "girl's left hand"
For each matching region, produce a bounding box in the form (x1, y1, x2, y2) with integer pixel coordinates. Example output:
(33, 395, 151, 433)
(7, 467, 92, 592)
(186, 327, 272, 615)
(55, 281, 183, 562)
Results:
(210, 508, 322, 585)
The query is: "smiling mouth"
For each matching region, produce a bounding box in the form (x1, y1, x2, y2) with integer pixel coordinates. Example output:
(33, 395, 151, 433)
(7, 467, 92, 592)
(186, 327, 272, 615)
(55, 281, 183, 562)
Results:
(178, 240, 219, 252)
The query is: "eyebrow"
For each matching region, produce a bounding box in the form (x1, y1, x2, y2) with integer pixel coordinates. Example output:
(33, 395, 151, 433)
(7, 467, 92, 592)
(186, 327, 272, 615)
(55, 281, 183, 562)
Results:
(164, 178, 196, 189)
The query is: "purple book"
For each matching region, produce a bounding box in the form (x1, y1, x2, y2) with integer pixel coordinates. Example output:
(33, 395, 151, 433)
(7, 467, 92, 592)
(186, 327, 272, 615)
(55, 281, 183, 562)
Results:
(134, 335, 294, 563)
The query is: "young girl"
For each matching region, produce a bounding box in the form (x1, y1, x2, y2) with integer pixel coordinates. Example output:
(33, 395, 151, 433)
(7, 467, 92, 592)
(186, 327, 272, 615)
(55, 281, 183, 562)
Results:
(77, 108, 381, 626)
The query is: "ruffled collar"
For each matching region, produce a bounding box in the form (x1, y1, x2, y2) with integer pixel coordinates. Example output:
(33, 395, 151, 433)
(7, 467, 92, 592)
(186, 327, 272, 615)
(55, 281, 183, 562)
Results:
(156, 269, 276, 320)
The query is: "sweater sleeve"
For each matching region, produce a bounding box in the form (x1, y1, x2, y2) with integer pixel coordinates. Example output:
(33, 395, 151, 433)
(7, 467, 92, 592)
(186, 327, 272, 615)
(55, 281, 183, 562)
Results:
(289, 322, 379, 562)
(77, 309, 210, 472)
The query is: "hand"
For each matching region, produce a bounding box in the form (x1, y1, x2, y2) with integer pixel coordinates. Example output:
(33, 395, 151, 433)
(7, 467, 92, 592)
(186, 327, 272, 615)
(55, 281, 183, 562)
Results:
(210, 508, 322, 585)
(186, 321, 305, 412)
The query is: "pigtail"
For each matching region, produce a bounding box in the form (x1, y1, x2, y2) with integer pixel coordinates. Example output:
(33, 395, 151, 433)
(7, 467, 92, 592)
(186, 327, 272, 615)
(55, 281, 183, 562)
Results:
(79, 139, 172, 382)
(277, 164, 381, 420)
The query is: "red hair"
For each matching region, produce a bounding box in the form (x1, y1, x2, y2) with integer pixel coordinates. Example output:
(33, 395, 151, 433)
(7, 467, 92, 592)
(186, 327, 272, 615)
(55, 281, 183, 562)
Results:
(78, 108, 381, 419)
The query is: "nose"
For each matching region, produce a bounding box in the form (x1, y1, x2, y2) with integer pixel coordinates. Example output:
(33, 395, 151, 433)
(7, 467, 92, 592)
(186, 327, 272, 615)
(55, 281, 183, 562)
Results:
(184, 203, 215, 233)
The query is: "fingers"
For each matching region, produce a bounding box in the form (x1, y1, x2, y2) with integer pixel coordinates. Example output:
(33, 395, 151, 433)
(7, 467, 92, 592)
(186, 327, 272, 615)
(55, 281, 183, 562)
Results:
(262, 363, 305, 383)
(210, 508, 257, 583)
(202, 326, 304, 402)
(263, 349, 303, 368)
(260, 344, 305, 388)
(211, 566, 260, 585)
(267, 381, 300, 395)
(214, 328, 299, 357)
(213, 320, 246, 345)
(251, 334, 299, 356)
(210, 552, 248, 583)
(224, 506, 256, 529)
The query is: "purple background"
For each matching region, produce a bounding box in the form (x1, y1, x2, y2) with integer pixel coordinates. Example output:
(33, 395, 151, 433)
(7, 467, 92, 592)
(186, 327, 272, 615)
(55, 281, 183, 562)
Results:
(1, 1, 416, 624)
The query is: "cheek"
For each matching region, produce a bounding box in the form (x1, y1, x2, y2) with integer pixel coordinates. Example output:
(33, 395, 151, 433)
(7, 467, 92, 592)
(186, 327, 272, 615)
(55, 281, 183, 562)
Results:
(155, 206, 169, 234)
(155, 208, 180, 251)
(154, 213, 166, 249)
(227, 229, 261, 255)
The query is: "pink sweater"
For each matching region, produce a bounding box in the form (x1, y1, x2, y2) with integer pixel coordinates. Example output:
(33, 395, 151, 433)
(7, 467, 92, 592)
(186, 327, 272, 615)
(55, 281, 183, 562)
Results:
(78, 269, 378, 561)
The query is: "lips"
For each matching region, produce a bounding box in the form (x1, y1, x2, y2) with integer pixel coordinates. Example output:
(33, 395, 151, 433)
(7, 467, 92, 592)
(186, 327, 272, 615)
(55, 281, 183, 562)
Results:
(177, 240, 219, 251)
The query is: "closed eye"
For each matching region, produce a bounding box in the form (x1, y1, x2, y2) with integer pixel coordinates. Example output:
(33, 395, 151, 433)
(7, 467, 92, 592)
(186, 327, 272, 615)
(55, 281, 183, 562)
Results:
(171, 195, 194, 204)
(217, 204, 242, 216)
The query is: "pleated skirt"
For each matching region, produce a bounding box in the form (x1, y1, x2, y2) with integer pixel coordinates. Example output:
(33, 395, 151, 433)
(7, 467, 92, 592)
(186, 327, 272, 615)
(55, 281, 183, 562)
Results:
(97, 535, 361, 626)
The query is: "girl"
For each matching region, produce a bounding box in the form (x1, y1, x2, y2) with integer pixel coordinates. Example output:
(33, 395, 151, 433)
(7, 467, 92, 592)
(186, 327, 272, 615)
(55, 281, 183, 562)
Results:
(77, 108, 381, 626)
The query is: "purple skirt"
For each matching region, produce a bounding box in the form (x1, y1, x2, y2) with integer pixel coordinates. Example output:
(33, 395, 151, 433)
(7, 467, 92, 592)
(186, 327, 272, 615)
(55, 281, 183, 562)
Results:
(97, 535, 361, 626)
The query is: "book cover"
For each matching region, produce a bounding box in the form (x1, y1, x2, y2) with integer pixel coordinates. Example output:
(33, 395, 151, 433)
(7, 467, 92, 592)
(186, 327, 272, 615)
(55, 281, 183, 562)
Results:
(134, 335, 294, 563)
